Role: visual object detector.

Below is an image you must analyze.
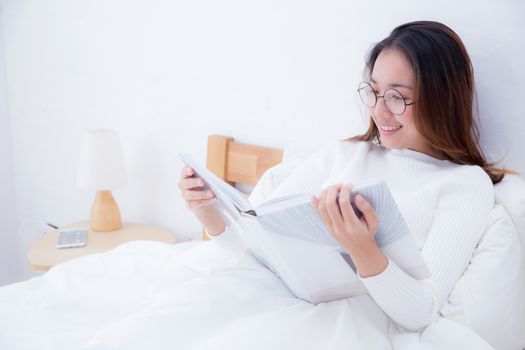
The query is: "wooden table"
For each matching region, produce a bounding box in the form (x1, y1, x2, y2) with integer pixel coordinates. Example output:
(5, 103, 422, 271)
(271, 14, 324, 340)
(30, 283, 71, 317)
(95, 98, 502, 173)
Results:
(27, 221, 176, 271)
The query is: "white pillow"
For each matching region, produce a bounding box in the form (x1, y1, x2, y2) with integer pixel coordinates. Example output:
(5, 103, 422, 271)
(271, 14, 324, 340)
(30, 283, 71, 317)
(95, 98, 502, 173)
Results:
(494, 174, 525, 252)
(248, 162, 293, 207)
(248, 143, 317, 207)
(441, 204, 525, 350)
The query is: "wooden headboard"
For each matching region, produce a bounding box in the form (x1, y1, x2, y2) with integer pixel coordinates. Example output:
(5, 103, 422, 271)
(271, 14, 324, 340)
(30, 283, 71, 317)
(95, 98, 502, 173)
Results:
(206, 135, 284, 186)
(202, 135, 284, 239)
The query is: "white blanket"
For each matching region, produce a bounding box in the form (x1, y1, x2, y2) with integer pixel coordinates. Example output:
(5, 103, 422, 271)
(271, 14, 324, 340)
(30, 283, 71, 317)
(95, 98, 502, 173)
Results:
(0, 240, 493, 350)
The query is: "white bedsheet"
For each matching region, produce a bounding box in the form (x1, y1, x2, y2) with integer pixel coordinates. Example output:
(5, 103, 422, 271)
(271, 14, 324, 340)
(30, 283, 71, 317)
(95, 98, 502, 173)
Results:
(0, 240, 493, 350)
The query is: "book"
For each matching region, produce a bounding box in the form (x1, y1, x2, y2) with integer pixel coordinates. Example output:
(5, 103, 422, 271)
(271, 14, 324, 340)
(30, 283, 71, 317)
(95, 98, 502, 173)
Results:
(180, 153, 431, 303)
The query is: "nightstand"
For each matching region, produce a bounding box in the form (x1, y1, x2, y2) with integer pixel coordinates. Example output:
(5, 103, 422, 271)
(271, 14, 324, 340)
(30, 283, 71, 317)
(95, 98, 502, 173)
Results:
(27, 221, 176, 271)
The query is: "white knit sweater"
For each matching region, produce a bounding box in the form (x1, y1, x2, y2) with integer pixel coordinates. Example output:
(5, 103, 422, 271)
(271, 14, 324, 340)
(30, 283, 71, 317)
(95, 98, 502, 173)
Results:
(211, 141, 495, 331)
(216, 140, 495, 331)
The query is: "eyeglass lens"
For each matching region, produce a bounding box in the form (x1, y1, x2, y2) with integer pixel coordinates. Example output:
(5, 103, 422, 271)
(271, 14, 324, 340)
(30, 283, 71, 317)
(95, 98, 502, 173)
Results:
(358, 82, 407, 115)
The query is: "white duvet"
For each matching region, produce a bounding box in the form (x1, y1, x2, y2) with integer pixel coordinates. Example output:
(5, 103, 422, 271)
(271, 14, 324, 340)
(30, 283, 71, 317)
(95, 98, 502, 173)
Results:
(0, 239, 493, 350)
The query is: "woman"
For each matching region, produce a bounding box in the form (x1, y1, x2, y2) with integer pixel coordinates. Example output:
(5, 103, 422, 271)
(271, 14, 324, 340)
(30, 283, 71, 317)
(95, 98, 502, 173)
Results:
(178, 21, 508, 332)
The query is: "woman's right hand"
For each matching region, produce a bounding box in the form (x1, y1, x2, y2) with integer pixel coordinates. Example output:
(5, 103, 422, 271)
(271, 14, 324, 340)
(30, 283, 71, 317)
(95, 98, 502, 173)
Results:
(178, 166, 216, 212)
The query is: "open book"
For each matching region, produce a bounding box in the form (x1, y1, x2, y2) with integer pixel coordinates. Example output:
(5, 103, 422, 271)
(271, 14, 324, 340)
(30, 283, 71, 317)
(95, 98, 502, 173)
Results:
(180, 153, 431, 303)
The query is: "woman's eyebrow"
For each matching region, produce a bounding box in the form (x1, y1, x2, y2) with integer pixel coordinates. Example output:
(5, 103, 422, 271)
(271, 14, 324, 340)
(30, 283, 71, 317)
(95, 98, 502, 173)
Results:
(370, 77, 413, 90)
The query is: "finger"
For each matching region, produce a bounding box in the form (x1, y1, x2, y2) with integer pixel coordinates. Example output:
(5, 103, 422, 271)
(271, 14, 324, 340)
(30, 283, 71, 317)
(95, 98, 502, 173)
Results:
(183, 189, 215, 201)
(340, 184, 361, 226)
(317, 188, 328, 214)
(325, 185, 345, 230)
(317, 188, 333, 228)
(187, 198, 216, 210)
(178, 177, 205, 190)
(355, 194, 379, 233)
(339, 184, 357, 224)
(180, 166, 195, 179)
(311, 196, 319, 211)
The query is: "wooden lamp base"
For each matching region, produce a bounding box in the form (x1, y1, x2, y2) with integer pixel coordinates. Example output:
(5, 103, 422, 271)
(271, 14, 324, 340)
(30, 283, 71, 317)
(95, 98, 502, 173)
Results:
(90, 190, 122, 232)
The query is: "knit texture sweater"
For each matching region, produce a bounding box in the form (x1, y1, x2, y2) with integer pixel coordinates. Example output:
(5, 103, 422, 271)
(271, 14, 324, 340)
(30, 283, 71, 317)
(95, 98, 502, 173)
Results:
(213, 140, 495, 331)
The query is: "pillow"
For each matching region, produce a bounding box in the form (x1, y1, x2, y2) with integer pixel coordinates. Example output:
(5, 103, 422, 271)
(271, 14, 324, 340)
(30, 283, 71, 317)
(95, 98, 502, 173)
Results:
(441, 204, 525, 350)
(494, 174, 525, 251)
(248, 143, 317, 207)
(248, 163, 293, 208)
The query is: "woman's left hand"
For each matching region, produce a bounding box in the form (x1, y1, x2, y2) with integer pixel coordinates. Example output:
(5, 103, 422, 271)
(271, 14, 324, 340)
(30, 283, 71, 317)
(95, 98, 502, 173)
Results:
(312, 183, 388, 277)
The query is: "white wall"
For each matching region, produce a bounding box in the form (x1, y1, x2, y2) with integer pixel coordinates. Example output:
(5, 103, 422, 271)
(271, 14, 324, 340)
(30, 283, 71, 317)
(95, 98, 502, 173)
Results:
(1, 0, 524, 281)
(0, 14, 19, 285)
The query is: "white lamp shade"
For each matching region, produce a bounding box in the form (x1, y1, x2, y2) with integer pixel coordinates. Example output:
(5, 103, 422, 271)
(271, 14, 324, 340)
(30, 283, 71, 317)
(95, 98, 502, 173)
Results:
(76, 129, 127, 190)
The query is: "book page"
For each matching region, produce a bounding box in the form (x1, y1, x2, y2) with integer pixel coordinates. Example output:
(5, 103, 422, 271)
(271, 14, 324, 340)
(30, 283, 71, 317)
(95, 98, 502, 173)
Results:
(351, 180, 410, 247)
(234, 216, 367, 303)
(257, 201, 339, 247)
(179, 153, 253, 215)
(256, 179, 415, 249)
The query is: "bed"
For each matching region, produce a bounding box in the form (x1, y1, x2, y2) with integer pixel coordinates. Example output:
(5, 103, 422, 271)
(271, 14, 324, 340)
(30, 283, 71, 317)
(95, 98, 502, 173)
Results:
(0, 135, 524, 350)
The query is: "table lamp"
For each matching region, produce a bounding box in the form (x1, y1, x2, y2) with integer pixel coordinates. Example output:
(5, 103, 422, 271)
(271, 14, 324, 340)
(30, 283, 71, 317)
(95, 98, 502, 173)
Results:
(76, 129, 127, 232)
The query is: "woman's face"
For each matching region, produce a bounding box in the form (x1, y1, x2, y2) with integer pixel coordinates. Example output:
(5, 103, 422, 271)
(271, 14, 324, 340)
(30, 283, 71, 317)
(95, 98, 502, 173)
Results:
(368, 48, 431, 154)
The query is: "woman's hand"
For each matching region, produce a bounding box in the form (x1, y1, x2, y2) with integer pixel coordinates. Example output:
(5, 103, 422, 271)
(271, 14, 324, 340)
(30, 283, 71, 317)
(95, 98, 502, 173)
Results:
(178, 166, 226, 236)
(311, 183, 388, 277)
(178, 166, 216, 213)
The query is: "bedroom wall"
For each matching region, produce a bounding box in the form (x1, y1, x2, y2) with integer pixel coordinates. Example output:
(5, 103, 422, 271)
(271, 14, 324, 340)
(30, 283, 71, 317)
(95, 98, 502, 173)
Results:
(0, 14, 19, 285)
(0, 0, 524, 281)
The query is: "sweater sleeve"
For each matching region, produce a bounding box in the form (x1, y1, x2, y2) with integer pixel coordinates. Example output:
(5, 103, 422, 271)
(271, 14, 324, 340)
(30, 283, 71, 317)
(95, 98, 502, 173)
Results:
(359, 167, 495, 331)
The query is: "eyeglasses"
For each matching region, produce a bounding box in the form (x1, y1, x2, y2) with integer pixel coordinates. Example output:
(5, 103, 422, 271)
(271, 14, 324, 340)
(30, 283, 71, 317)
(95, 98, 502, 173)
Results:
(357, 82, 415, 115)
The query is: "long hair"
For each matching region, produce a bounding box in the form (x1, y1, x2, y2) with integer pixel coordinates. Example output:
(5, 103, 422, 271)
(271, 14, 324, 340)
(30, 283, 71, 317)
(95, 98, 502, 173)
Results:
(349, 21, 513, 184)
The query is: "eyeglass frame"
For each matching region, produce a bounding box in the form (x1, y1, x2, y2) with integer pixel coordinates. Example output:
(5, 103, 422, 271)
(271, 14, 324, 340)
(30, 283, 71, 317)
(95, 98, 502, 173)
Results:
(357, 81, 416, 115)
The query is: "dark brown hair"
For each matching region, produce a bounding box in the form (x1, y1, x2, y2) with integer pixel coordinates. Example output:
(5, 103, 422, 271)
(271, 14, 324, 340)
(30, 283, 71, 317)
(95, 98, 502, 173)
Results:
(349, 21, 513, 184)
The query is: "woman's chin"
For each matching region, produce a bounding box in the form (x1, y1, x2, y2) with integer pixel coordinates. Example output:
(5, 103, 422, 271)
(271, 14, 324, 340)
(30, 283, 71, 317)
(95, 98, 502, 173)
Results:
(380, 140, 403, 150)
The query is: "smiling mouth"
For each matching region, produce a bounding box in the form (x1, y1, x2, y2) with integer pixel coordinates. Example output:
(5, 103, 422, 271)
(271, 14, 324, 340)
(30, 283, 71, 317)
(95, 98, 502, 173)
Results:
(380, 124, 403, 131)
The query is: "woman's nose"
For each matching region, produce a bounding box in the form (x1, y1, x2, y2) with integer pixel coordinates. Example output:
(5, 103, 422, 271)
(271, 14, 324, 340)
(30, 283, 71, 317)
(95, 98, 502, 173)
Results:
(374, 97, 391, 118)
